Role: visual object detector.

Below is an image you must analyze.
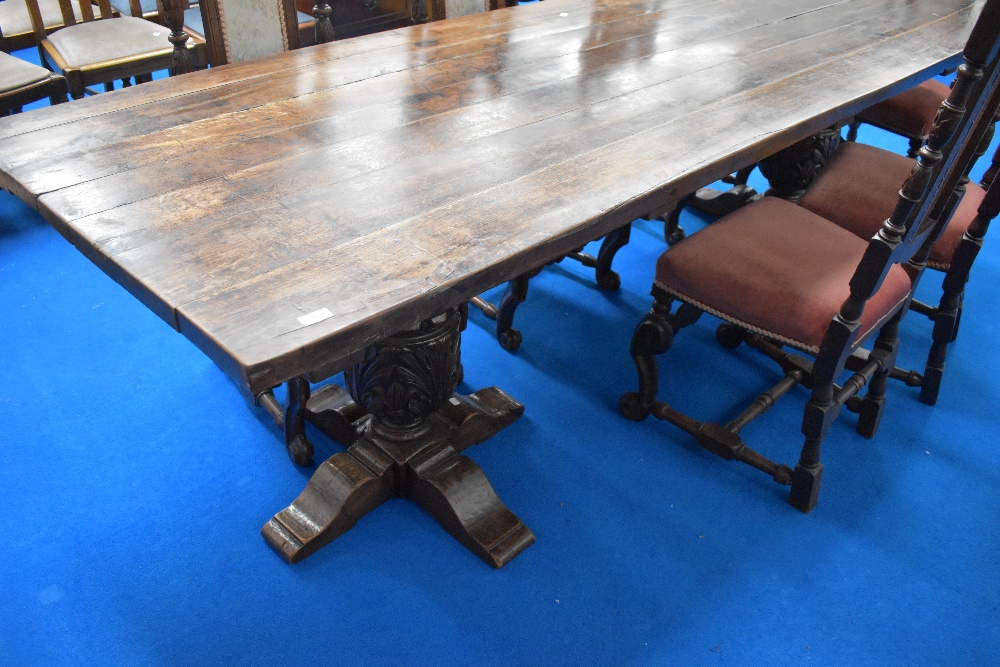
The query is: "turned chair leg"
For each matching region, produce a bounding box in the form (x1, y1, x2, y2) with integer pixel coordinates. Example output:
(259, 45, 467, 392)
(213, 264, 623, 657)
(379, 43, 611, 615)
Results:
(922, 279, 965, 406)
(856, 312, 902, 437)
(789, 435, 824, 513)
(790, 383, 836, 513)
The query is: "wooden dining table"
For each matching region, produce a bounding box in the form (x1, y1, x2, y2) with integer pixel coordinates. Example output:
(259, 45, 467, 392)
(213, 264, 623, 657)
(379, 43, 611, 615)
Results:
(0, 0, 981, 568)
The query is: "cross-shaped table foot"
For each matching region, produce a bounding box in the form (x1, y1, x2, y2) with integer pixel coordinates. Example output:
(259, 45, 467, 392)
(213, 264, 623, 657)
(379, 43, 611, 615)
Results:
(262, 309, 534, 568)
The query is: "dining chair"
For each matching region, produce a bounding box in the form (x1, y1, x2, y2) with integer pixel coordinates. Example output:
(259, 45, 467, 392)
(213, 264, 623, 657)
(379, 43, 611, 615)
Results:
(669, 81, 950, 240)
(1, 22, 67, 114)
(163, 0, 328, 69)
(24, 0, 201, 99)
(433, 0, 515, 18)
(758, 113, 1000, 406)
(0, 0, 82, 51)
(846, 79, 951, 157)
(619, 0, 1000, 513)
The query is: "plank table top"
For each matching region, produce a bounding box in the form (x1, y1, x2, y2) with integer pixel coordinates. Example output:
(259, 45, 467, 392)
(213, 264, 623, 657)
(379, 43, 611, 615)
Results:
(0, 0, 982, 399)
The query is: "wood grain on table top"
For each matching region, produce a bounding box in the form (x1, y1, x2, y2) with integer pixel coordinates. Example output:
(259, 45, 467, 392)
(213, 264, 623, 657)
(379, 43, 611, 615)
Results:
(0, 0, 980, 396)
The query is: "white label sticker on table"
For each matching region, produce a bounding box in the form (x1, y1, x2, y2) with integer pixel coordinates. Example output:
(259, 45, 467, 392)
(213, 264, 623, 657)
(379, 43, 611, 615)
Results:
(298, 308, 334, 326)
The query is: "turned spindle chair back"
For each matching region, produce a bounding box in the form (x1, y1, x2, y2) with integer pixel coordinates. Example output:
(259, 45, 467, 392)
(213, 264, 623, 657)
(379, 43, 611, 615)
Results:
(620, 0, 1000, 514)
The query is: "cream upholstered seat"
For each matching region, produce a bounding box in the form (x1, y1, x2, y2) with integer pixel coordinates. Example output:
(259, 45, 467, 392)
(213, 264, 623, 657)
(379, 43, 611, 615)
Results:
(0, 49, 51, 91)
(43, 15, 171, 69)
(1, 24, 67, 114)
(25, 0, 203, 99)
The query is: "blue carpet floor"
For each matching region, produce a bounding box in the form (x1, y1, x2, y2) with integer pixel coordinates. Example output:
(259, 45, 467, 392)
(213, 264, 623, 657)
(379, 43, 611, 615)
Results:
(1, 59, 998, 665)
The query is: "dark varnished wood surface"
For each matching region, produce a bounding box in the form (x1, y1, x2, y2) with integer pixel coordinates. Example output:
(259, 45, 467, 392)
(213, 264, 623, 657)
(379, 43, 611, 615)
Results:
(0, 0, 981, 397)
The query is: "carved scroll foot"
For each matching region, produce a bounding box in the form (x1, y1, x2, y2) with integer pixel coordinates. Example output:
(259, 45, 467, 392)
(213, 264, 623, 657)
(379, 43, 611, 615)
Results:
(594, 223, 631, 290)
(306, 383, 368, 446)
(687, 184, 758, 219)
(408, 444, 534, 568)
(495, 274, 531, 352)
(262, 448, 395, 563)
(434, 387, 525, 452)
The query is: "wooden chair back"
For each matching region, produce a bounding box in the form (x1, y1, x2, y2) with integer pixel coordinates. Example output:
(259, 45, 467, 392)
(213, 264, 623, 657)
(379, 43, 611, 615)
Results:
(190, 0, 301, 66)
(820, 0, 1000, 364)
(23, 0, 134, 45)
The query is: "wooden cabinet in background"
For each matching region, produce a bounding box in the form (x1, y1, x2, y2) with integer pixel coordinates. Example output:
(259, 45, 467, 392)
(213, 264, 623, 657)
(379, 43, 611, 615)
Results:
(294, 0, 415, 40)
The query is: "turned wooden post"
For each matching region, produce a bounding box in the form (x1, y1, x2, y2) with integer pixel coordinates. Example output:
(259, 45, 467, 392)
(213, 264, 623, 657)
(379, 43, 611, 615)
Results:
(313, 0, 334, 44)
(159, 0, 193, 75)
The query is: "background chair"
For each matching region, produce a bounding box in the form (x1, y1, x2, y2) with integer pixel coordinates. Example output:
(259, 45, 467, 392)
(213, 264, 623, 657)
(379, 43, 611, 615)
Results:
(668, 79, 951, 242)
(24, 0, 202, 99)
(109, 0, 163, 22)
(847, 79, 952, 157)
(434, 0, 516, 18)
(1, 22, 67, 114)
(620, 3, 1000, 512)
(0, 0, 82, 51)
(171, 0, 326, 68)
(180, 0, 322, 65)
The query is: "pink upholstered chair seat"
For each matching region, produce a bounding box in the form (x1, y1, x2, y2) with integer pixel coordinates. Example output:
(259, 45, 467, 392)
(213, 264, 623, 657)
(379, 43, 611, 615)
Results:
(799, 141, 985, 270)
(858, 79, 951, 138)
(655, 197, 913, 352)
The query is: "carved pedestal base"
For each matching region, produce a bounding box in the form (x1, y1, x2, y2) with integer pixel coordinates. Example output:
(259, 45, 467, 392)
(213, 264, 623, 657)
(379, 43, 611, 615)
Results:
(262, 309, 534, 568)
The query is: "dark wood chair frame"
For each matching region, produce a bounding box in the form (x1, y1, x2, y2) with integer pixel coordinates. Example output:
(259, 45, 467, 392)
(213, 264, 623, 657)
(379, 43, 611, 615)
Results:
(159, 0, 332, 73)
(845, 74, 956, 158)
(24, 0, 197, 99)
(620, 1, 1000, 512)
(760, 115, 1000, 407)
(1, 23, 68, 115)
